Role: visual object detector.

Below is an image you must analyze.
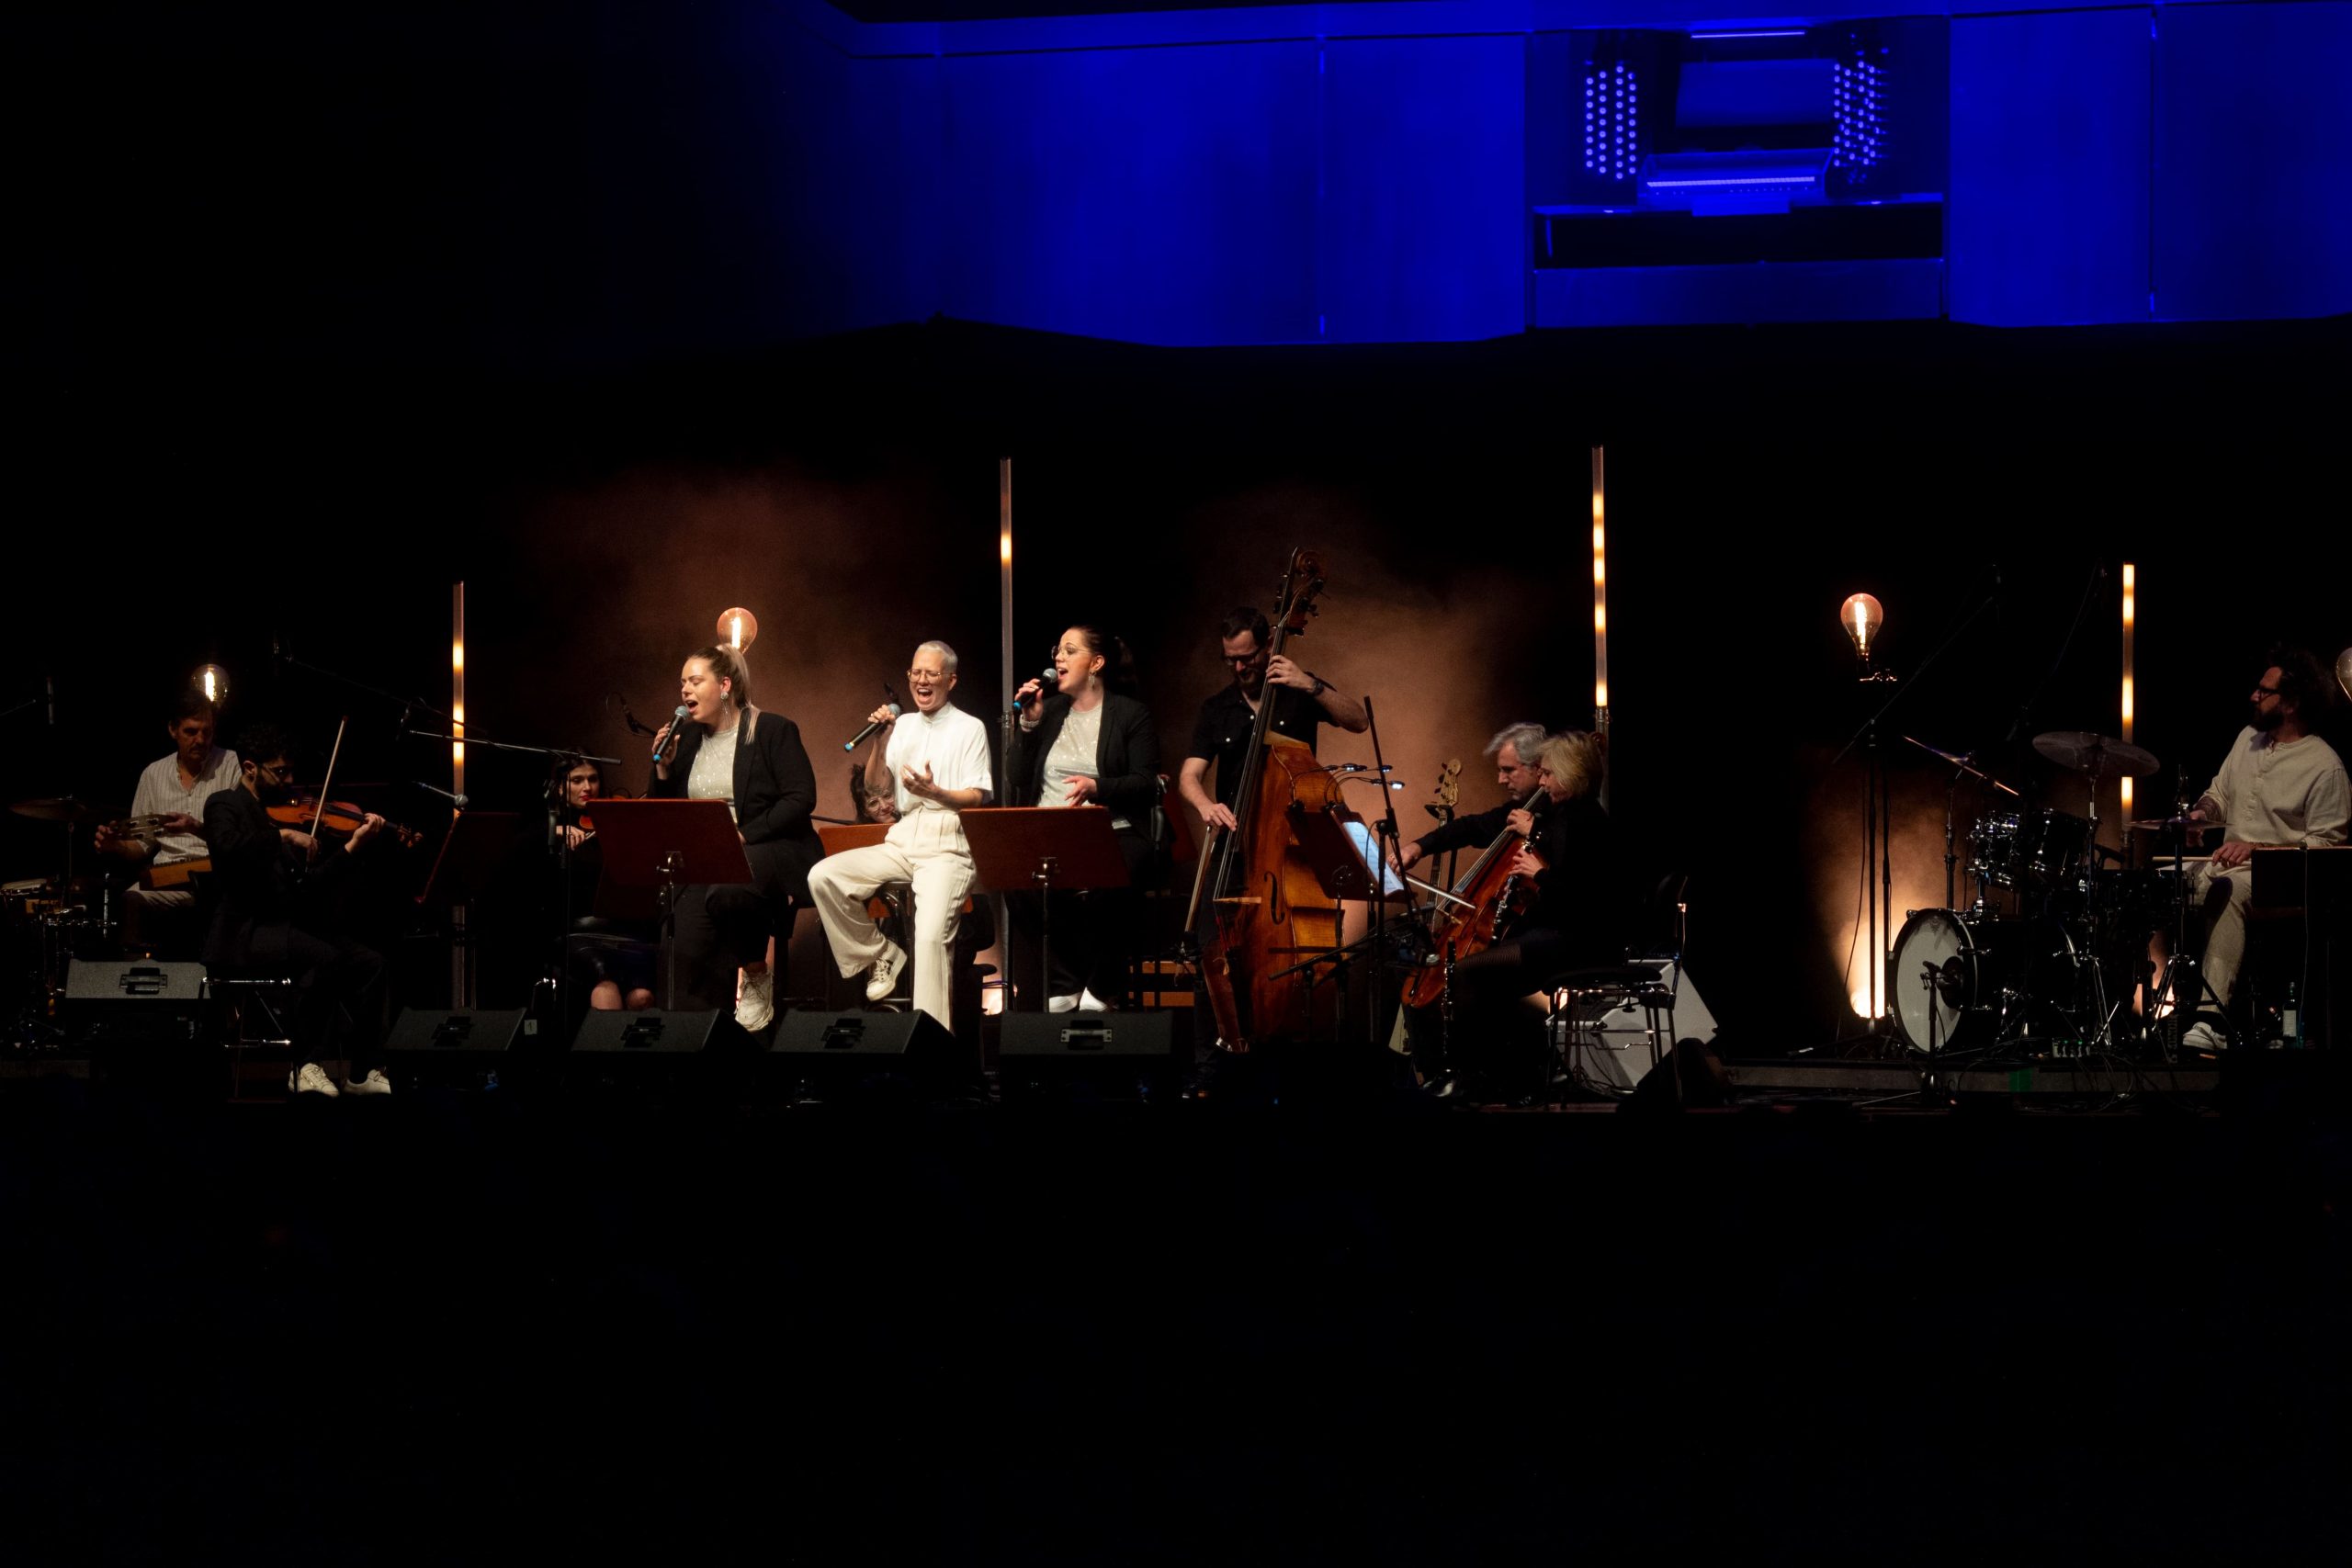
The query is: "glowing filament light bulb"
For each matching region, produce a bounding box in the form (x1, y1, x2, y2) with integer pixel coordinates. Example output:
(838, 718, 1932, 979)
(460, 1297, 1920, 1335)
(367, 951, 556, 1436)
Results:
(1840, 592, 1884, 667)
(715, 607, 759, 652)
(193, 664, 229, 705)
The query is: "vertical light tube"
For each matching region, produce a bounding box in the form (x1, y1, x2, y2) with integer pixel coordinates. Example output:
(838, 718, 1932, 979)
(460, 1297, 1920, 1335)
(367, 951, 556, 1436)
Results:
(1590, 446, 1609, 810)
(989, 458, 1013, 1017)
(451, 581, 466, 802)
(2120, 563, 2135, 823)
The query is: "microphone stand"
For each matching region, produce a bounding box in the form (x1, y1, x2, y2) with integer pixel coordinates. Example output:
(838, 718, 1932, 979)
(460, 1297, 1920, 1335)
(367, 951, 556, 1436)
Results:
(1363, 696, 1407, 1056)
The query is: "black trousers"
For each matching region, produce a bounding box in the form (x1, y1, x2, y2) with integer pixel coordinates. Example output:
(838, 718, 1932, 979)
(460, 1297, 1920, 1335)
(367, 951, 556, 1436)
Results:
(1402, 929, 1576, 1089)
(1009, 829, 1156, 1005)
(279, 926, 390, 1074)
(666, 884, 786, 1010)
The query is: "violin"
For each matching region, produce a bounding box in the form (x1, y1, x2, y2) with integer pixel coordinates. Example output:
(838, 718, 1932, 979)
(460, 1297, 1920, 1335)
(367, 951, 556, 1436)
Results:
(269, 795, 422, 848)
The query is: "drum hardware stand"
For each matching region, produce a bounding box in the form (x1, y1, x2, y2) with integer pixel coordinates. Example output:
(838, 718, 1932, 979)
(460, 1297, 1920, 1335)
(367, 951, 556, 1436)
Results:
(2147, 768, 2237, 1056)
(658, 849, 684, 1011)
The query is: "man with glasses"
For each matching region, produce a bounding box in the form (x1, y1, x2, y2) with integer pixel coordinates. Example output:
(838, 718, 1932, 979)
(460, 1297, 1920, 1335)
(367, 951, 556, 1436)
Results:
(1176, 606, 1368, 835)
(200, 723, 394, 1096)
(2176, 649, 2348, 1051)
(808, 640, 993, 1030)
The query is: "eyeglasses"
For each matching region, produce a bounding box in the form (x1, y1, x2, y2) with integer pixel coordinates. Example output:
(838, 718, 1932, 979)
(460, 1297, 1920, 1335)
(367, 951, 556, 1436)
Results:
(907, 669, 949, 682)
(2254, 682, 2283, 698)
(256, 762, 294, 783)
(1226, 649, 1268, 669)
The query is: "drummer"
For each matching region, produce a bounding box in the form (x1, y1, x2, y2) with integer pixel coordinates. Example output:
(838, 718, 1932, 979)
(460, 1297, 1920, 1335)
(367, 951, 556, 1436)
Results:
(2174, 649, 2349, 1050)
(95, 692, 241, 955)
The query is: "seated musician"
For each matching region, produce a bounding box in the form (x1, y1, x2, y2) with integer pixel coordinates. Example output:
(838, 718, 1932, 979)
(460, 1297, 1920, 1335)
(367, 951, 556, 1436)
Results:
(647, 645, 822, 1031)
(808, 640, 992, 1031)
(1404, 730, 1624, 1101)
(94, 692, 241, 955)
(200, 723, 393, 1097)
(1390, 721, 1549, 879)
(1010, 624, 1160, 1011)
(1176, 606, 1367, 837)
(548, 757, 655, 1013)
(2176, 649, 2349, 1052)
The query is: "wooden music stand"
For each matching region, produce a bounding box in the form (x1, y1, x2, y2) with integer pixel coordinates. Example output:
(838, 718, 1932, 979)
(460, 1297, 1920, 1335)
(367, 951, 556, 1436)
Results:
(581, 799, 753, 1010)
(961, 806, 1129, 1011)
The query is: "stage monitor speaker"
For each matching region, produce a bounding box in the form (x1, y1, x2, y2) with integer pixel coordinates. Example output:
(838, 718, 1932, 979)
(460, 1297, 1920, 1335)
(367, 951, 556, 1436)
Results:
(770, 1009, 960, 1100)
(1554, 959, 1717, 1097)
(564, 1009, 726, 1095)
(385, 1007, 528, 1090)
(571, 1009, 723, 1054)
(998, 1011, 1181, 1100)
(68, 961, 208, 1086)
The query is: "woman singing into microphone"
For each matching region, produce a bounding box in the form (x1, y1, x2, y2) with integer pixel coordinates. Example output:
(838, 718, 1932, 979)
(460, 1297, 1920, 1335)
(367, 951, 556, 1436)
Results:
(1009, 624, 1161, 1010)
(648, 645, 822, 1030)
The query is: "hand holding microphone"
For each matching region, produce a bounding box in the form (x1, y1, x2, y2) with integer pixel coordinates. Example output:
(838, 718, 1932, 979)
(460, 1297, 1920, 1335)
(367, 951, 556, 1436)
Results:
(651, 704, 688, 767)
(845, 702, 902, 752)
(1012, 665, 1058, 729)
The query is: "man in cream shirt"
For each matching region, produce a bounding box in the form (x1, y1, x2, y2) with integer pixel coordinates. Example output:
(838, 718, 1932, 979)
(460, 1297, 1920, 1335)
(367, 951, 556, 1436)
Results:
(809, 640, 992, 1030)
(2178, 649, 2349, 1051)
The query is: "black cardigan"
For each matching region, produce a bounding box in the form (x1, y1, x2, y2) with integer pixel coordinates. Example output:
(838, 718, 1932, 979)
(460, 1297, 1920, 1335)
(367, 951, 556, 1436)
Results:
(648, 705, 823, 903)
(1008, 691, 1159, 830)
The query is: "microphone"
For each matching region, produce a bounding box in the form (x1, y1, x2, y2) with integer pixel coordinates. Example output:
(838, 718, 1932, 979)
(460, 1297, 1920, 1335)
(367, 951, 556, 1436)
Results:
(653, 705, 688, 762)
(844, 703, 902, 752)
(1012, 666, 1058, 711)
(414, 781, 469, 808)
(1325, 762, 1395, 773)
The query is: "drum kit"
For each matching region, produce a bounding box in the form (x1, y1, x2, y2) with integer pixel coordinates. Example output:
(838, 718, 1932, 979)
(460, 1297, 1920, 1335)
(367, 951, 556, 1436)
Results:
(1888, 729, 2215, 1061)
(5, 795, 125, 1035)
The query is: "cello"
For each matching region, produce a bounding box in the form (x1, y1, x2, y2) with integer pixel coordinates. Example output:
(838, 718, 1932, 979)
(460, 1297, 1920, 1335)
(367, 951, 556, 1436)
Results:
(1182, 548, 1340, 1052)
(1399, 787, 1546, 1010)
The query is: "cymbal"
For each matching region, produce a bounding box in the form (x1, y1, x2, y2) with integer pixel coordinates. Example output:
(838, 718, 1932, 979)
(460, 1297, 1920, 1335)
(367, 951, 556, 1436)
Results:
(2031, 731, 2159, 778)
(2130, 816, 2218, 833)
(9, 796, 119, 825)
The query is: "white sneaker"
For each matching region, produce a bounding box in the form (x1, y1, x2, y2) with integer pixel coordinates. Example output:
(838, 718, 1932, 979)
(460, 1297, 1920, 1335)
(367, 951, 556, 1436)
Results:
(736, 965, 776, 1031)
(343, 1069, 392, 1097)
(289, 1063, 340, 1098)
(2179, 1020, 2225, 1055)
(1077, 988, 1110, 1012)
(865, 942, 909, 1003)
(1047, 993, 1080, 1014)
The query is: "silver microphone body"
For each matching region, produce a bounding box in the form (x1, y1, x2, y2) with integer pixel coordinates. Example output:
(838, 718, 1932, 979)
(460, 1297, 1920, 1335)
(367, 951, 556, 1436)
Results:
(653, 704, 688, 762)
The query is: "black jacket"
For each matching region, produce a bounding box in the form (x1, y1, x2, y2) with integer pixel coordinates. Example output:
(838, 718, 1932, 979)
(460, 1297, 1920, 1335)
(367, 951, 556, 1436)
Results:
(200, 785, 360, 968)
(1521, 795, 1624, 963)
(1417, 794, 1538, 863)
(1009, 692, 1159, 831)
(648, 705, 822, 903)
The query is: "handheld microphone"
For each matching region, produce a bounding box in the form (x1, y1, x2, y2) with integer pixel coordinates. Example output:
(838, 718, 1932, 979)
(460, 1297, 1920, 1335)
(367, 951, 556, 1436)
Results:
(653, 705, 688, 762)
(844, 703, 903, 752)
(1012, 666, 1058, 711)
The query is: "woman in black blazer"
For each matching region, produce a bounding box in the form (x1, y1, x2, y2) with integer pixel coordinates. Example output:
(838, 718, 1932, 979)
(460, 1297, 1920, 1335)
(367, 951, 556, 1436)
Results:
(648, 643, 822, 1029)
(1009, 624, 1161, 1010)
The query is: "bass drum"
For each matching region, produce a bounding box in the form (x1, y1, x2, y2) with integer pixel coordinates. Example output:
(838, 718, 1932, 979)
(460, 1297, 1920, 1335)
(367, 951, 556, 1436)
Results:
(1891, 909, 2082, 1054)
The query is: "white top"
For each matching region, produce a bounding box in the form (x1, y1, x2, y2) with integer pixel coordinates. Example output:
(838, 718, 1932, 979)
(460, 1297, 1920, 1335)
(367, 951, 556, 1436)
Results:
(2202, 726, 2351, 849)
(131, 747, 242, 863)
(688, 724, 740, 823)
(884, 702, 993, 816)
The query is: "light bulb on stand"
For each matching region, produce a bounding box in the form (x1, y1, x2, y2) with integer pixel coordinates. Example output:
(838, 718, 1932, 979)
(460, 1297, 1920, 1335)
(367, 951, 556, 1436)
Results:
(193, 664, 229, 706)
(717, 607, 760, 652)
(1840, 593, 1893, 682)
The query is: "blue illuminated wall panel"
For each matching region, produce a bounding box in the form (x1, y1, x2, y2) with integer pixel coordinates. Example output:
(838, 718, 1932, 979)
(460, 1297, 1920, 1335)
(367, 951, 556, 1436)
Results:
(935, 43, 1322, 345)
(1318, 36, 1526, 343)
(2154, 1, 2352, 321)
(780, 46, 944, 339)
(1947, 8, 2150, 326)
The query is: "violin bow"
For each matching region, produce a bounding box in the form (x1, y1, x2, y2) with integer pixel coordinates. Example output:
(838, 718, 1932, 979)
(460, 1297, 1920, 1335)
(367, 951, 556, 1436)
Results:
(310, 716, 349, 839)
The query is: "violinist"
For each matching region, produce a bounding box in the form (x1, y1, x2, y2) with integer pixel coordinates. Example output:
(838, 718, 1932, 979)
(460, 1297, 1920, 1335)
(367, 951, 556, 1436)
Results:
(1389, 722, 1548, 876)
(546, 758, 655, 1013)
(1177, 606, 1366, 837)
(1009, 624, 1160, 1011)
(94, 692, 241, 955)
(647, 645, 822, 1032)
(199, 723, 393, 1097)
(1404, 730, 1623, 1102)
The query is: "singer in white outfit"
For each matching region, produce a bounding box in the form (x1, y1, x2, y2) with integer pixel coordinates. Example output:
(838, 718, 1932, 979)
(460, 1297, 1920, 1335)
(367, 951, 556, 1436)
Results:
(808, 641, 993, 1029)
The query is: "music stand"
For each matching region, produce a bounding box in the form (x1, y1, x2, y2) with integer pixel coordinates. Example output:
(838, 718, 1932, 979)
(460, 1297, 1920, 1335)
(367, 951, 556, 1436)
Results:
(961, 807, 1129, 1011)
(817, 823, 890, 858)
(1276, 804, 1413, 1041)
(582, 800, 753, 1010)
(414, 810, 517, 1009)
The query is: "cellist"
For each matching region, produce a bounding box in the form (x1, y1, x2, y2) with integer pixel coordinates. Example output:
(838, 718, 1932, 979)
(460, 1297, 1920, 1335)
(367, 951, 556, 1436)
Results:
(1389, 722, 1549, 876)
(1402, 730, 1624, 1103)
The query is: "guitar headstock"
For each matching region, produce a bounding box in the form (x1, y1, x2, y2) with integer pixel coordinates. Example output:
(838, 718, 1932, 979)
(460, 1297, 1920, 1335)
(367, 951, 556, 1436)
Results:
(1273, 548, 1327, 638)
(1432, 759, 1462, 813)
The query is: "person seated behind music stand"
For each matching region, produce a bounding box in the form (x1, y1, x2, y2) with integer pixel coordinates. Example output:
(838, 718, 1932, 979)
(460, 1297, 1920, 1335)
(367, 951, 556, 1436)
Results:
(545, 757, 656, 1014)
(2176, 648, 2349, 1052)
(200, 722, 393, 1097)
(95, 691, 241, 957)
(1403, 730, 1625, 1103)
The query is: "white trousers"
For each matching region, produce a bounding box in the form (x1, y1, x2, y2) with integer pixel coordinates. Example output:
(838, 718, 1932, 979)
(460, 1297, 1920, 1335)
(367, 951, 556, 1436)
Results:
(2189, 861, 2256, 1014)
(808, 810, 975, 1030)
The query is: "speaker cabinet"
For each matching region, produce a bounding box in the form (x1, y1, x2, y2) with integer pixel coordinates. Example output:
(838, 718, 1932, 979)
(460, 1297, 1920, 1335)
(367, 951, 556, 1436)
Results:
(770, 1009, 960, 1100)
(385, 1007, 528, 1090)
(571, 1010, 723, 1054)
(562, 1009, 725, 1095)
(68, 961, 208, 1086)
(1552, 960, 1717, 1095)
(997, 1010, 1181, 1100)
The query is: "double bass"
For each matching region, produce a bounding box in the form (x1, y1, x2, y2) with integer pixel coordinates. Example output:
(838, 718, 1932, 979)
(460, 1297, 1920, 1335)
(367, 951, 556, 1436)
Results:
(1182, 548, 1340, 1052)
